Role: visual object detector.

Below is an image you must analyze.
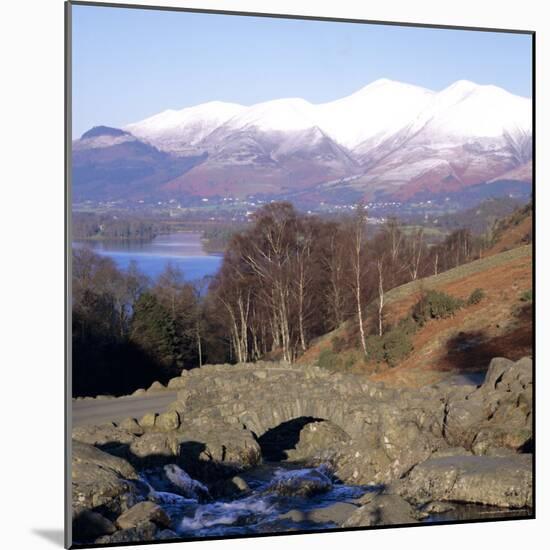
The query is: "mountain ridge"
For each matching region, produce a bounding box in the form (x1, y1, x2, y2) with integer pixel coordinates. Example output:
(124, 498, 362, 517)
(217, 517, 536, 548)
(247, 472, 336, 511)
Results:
(72, 79, 532, 204)
(123, 78, 530, 154)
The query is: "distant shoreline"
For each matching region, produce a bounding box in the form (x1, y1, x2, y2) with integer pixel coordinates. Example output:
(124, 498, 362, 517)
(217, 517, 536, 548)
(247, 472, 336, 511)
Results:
(73, 231, 225, 257)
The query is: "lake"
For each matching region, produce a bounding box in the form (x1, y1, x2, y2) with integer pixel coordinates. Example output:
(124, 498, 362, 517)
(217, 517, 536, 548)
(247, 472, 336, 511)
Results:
(73, 232, 223, 281)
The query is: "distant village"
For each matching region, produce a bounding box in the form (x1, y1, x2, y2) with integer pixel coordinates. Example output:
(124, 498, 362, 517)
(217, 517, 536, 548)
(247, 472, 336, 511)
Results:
(72, 193, 454, 226)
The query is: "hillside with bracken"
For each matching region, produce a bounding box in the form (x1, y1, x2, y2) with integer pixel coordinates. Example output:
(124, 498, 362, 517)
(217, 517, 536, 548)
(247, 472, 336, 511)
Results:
(298, 206, 532, 387)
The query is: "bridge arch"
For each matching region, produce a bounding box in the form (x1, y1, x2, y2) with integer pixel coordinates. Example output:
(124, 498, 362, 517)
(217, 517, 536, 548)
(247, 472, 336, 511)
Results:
(237, 396, 350, 437)
(175, 364, 369, 461)
(235, 397, 352, 461)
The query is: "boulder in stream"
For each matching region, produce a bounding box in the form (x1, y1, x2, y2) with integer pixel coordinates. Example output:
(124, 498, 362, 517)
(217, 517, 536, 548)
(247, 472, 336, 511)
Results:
(95, 520, 158, 544)
(343, 494, 420, 527)
(72, 440, 142, 518)
(265, 467, 332, 497)
(116, 501, 171, 530)
(398, 454, 533, 508)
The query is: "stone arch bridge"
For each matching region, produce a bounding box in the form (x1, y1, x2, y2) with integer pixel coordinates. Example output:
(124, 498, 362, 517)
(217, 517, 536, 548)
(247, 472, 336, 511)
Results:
(163, 358, 531, 484)
(171, 362, 401, 440)
(72, 358, 531, 490)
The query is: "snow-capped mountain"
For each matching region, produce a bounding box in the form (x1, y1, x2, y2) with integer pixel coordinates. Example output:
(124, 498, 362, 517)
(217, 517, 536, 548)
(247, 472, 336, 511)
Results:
(408, 80, 530, 143)
(339, 80, 532, 200)
(125, 101, 245, 155)
(316, 78, 436, 150)
(73, 79, 532, 203)
(124, 79, 530, 154)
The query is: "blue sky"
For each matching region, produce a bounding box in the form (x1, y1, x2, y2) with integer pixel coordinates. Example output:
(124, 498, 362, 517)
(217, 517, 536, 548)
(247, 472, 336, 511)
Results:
(72, 4, 532, 138)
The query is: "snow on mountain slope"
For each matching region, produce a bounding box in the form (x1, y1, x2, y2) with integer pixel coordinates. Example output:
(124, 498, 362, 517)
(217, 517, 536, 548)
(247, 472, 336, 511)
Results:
(214, 97, 318, 134)
(125, 101, 245, 154)
(125, 80, 437, 154)
(125, 79, 531, 159)
(407, 80, 531, 145)
(166, 123, 360, 199)
(201, 99, 357, 169)
(344, 80, 532, 198)
(315, 78, 435, 150)
(352, 80, 531, 161)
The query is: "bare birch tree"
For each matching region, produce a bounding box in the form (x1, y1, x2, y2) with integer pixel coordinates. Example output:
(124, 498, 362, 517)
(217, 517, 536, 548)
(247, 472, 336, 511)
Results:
(407, 228, 425, 281)
(376, 257, 385, 337)
(349, 204, 368, 355)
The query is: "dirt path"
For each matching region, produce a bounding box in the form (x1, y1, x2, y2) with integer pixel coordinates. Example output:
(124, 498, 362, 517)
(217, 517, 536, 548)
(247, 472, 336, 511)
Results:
(71, 391, 178, 427)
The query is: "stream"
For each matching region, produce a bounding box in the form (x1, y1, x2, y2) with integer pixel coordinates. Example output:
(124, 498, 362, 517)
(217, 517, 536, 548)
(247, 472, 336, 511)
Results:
(139, 462, 530, 538)
(142, 463, 371, 537)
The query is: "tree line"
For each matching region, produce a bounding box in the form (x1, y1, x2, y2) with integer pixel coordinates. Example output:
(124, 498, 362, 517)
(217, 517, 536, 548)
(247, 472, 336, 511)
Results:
(72, 248, 226, 396)
(210, 202, 490, 364)
(73, 212, 171, 240)
(73, 201, 494, 396)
